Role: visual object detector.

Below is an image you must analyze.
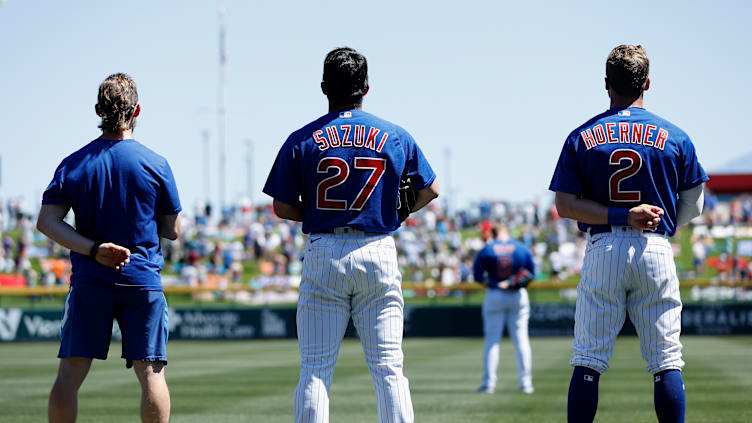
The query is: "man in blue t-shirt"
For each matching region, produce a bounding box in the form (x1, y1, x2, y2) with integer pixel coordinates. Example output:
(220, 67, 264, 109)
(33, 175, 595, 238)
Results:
(264, 47, 439, 423)
(549, 45, 707, 423)
(473, 224, 536, 395)
(38, 73, 181, 423)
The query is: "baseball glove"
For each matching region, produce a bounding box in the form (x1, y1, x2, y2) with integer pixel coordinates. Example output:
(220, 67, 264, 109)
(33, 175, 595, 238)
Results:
(509, 269, 534, 289)
(397, 175, 417, 223)
(497, 269, 535, 290)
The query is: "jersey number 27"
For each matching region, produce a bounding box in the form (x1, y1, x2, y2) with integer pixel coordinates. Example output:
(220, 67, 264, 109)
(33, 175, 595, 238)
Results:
(317, 157, 386, 210)
(609, 149, 642, 202)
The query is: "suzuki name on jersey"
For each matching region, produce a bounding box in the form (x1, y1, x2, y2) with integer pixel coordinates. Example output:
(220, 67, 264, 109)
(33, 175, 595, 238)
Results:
(580, 122, 669, 151)
(313, 125, 389, 153)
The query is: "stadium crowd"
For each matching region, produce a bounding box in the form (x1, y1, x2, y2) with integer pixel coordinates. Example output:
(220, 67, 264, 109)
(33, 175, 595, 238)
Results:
(2, 191, 752, 291)
(690, 192, 752, 281)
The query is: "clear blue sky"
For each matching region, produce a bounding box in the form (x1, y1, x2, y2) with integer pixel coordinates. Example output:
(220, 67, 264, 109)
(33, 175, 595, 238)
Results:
(1, 0, 750, 215)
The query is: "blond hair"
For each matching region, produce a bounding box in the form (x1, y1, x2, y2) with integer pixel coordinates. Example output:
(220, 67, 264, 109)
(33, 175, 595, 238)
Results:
(606, 45, 649, 97)
(97, 73, 138, 133)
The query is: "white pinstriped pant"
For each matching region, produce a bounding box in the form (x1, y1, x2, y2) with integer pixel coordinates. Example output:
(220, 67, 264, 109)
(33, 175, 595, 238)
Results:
(571, 226, 685, 375)
(294, 232, 413, 423)
(481, 288, 533, 390)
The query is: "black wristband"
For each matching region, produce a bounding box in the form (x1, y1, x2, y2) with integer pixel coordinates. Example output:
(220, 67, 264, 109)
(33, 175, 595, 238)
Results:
(89, 242, 101, 261)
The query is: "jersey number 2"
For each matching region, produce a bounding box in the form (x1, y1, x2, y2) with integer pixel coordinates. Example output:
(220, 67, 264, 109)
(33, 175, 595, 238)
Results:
(609, 149, 642, 202)
(317, 157, 386, 210)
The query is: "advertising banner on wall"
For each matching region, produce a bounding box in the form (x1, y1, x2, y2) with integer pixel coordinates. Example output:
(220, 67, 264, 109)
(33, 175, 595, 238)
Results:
(2, 303, 751, 341)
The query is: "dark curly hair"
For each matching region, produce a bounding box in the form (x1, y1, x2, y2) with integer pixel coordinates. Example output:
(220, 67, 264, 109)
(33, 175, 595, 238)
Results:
(322, 47, 368, 105)
(606, 45, 649, 97)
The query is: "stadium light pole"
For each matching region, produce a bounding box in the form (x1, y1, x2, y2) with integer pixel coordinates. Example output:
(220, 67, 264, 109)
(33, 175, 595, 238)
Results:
(202, 130, 210, 208)
(218, 8, 227, 211)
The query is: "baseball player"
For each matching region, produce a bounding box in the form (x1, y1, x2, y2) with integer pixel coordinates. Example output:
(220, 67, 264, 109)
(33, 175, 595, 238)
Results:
(473, 223, 535, 395)
(263, 47, 439, 423)
(38, 73, 181, 423)
(549, 45, 707, 423)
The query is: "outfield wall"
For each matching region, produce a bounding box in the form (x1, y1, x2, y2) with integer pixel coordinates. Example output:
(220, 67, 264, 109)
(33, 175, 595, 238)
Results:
(2, 303, 752, 341)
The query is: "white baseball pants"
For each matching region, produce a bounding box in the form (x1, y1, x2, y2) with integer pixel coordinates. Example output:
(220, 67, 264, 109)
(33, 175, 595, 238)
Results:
(481, 288, 533, 391)
(571, 226, 685, 375)
(294, 232, 413, 423)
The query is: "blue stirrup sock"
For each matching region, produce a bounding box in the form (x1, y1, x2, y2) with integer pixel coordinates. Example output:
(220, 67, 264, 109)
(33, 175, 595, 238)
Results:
(567, 366, 600, 423)
(654, 369, 685, 423)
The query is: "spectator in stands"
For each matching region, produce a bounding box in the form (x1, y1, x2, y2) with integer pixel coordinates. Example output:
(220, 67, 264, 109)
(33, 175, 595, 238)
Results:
(692, 237, 709, 276)
(10, 173, 752, 296)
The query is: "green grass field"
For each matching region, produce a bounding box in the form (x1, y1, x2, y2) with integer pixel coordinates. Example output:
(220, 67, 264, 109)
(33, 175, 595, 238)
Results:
(1, 336, 750, 422)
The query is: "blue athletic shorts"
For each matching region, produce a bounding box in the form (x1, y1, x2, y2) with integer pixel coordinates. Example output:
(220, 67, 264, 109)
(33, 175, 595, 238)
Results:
(58, 283, 168, 367)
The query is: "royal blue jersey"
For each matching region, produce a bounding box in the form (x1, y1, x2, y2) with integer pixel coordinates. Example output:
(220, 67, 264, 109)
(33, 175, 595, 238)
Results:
(263, 110, 436, 234)
(42, 139, 182, 289)
(549, 107, 708, 236)
(473, 239, 535, 288)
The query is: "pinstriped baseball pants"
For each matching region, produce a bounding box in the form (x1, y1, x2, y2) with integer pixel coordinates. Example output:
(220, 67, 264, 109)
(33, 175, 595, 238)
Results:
(294, 232, 413, 423)
(481, 288, 533, 391)
(571, 226, 685, 375)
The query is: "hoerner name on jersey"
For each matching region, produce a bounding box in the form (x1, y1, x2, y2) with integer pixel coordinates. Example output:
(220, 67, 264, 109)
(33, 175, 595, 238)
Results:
(580, 122, 669, 151)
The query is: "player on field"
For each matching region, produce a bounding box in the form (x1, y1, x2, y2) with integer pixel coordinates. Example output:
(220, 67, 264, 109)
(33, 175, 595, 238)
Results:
(38, 73, 181, 423)
(473, 223, 535, 395)
(549, 45, 707, 423)
(263, 47, 439, 423)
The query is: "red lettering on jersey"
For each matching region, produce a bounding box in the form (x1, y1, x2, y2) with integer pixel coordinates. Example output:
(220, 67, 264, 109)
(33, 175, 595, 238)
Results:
(631, 123, 643, 144)
(492, 244, 516, 255)
(326, 126, 341, 147)
(313, 130, 329, 151)
(375, 133, 389, 153)
(365, 127, 380, 150)
(340, 125, 353, 147)
(609, 149, 642, 202)
(619, 122, 630, 143)
(655, 128, 669, 150)
(644, 124, 656, 147)
(353, 125, 365, 147)
(606, 123, 618, 143)
(316, 157, 349, 210)
(581, 129, 596, 150)
(593, 125, 607, 145)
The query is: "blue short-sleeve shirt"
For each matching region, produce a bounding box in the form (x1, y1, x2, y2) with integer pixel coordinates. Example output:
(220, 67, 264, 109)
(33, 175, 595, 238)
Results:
(42, 139, 181, 289)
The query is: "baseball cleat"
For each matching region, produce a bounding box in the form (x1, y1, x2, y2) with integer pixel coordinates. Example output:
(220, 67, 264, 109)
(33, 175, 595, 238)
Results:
(521, 386, 535, 394)
(476, 386, 495, 394)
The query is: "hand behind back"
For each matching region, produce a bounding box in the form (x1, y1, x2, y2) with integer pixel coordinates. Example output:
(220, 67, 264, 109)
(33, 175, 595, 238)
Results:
(95, 243, 131, 271)
(628, 204, 665, 231)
